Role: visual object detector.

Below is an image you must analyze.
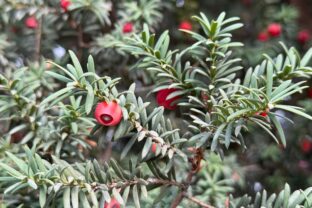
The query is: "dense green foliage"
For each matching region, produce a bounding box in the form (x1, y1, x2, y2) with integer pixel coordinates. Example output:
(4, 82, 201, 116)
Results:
(0, 1, 312, 208)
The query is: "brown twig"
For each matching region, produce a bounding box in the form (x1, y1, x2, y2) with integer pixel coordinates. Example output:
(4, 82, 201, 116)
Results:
(92, 178, 184, 191)
(170, 170, 195, 208)
(75, 24, 91, 60)
(34, 17, 42, 62)
(77, 25, 90, 49)
(170, 148, 204, 208)
(183, 193, 215, 208)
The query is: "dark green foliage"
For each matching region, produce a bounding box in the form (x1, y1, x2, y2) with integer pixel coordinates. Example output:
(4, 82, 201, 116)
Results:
(0, 2, 312, 207)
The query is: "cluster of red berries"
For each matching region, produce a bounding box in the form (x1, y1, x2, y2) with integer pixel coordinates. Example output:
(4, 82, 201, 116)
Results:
(257, 23, 282, 42)
(300, 138, 312, 154)
(122, 19, 192, 34)
(24, 0, 71, 29)
(93, 89, 180, 151)
(258, 23, 310, 45)
(93, 89, 179, 154)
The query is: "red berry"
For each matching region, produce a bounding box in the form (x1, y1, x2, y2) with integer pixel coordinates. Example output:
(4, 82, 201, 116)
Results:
(300, 139, 312, 154)
(122, 22, 133, 33)
(267, 23, 282, 37)
(257, 32, 269, 42)
(104, 198, 120, 208)
(156, 89, 180, 110)
(297, 30, 310, 45)
(308, 88, 312, 98)
(255, 111, 268, 117)
(94, 101, 122, 126)
(179, 21, 192, 31)
(25, 17, 38, 29)
(151, 143, 157, 153)
(259, 112, 268, 117)
(60, 0, 71, 12)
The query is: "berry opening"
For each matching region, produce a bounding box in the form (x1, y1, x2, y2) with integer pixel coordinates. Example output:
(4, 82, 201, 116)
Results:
(100, 114, 113, 124)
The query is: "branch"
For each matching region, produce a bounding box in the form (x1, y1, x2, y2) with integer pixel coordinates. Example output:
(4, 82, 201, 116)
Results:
(183, 193, 215, 208)
(170, 170, 195, 208)
(104, 178, 184, 190)
(77, 25, 90, 48)
(34, 17, 42, 62)
(170, 191, 185, 208)
(170, 148, 204, 208)
(132, 121, 178, 157)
